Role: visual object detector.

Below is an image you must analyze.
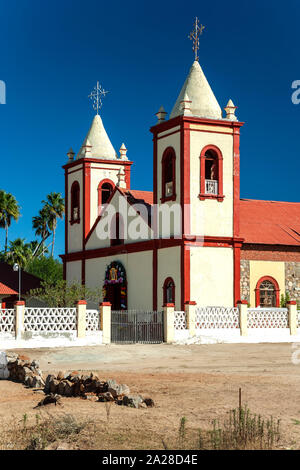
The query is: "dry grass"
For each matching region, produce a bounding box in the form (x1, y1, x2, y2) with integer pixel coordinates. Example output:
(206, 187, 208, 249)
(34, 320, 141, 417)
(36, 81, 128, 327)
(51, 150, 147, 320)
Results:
(0, 405, 282, 450)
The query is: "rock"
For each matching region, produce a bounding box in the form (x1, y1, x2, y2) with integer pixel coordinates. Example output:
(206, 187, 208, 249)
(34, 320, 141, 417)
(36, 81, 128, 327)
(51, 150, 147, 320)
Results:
(122, 395, 144, 408)
(95, 381, 108, 394)
(83, 392, 98, 401)
(139, 402, 147, 409)
(143, 398, 155, 407)
(108, 383, 130, 398)
(49, 378, 60, 394)
(24, 375, 34, 387)
(57, 371, 65, 381)
(98, 392, 114, 402)
(32, 375, 45, 389)
(36, 393, 62, 407)
(30, 360, 40, 370)
(107, 379, 117, 388)
(18, 354, 30, 362)
(0, 352, 9, 380)
(44, 374, 55, 394)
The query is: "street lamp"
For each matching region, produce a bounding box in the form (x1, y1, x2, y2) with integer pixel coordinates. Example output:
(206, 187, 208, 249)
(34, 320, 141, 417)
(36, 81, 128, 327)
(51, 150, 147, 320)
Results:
(13, 263, 21, 301)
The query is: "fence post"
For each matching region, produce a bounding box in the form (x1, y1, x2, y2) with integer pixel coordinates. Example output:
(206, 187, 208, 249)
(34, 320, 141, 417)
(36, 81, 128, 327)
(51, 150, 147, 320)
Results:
(185, 301, 197, 337)
(237, 300, 248, 336)
(287, 301, 297, 335)
(100, 302, 111, 344)
(15, 300, 25, 340)
(163, 303, 175, 343)
(77, 300, 87, 338)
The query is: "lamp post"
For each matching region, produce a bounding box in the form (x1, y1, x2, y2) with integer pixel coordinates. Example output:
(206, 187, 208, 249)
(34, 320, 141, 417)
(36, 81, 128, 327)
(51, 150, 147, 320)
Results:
(13, 263, 21, 301)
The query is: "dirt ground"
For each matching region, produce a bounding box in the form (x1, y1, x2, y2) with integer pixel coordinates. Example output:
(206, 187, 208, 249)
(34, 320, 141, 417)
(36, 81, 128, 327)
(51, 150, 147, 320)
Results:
(1, 342, 300, 449)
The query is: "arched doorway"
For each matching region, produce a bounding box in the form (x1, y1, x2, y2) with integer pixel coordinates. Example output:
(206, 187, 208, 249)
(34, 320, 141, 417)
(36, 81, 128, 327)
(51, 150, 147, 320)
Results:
(102, 261, 127, 310)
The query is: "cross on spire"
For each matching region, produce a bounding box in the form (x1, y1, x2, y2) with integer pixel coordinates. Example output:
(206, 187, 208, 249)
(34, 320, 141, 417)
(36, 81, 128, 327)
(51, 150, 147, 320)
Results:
(88, 81, 109, 114)
(188, 17, 205, 62)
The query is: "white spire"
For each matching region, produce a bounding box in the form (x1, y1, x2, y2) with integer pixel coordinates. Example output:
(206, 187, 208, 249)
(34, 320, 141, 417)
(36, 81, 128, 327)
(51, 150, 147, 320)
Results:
(119, 143, 128, 160)
(170, 61, 222, 120)
(224, 99, 238, 121)
(77, 114, 116, 160)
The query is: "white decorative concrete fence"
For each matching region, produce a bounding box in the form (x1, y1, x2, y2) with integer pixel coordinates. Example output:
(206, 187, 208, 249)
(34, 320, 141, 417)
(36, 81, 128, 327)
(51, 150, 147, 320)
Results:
(173, 300, 300, 343)
(0, 301, 104, 348)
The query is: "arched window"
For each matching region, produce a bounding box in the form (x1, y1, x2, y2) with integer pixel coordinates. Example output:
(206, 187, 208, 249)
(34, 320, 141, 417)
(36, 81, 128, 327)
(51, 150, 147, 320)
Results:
(70, 181, 80, 223)
(163, 277, 175, 305)
(255, 276, 280, 307)
(98, 180, 114, 213)
(199, 145, 224, 201)
(111, 212, 124, 246)
(161, 148, 176, 202)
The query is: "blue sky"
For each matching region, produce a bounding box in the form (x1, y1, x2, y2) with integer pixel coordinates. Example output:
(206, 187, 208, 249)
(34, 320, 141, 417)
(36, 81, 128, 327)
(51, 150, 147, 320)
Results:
(0, 0, 299, 258)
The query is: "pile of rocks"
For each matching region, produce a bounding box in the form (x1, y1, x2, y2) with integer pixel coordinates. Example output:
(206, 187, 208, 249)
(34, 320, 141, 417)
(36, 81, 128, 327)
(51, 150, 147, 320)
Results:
(0, 352, 154, 409)
(44, 372, 154, 408)
(5, 352, 45, 389)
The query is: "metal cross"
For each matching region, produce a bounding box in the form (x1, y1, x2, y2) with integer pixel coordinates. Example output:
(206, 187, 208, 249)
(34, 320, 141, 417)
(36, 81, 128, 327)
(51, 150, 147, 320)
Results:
(188, 17, 205, 62)
(88, 81, 109, 114)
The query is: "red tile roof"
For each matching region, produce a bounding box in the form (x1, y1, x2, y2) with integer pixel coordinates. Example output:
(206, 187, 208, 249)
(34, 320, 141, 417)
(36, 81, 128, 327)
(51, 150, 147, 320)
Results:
(240, 199, 300, 246)
(0, 263, 42, 296)
(126, 190, 153, 205)
(0, 282, 17, 295)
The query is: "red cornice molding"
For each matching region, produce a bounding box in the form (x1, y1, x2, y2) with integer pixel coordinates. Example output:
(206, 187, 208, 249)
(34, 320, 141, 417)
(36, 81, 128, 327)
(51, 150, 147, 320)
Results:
(150, 115, 244, 135)
(61, 236, 243, 262)
(63, 158, 133, 171)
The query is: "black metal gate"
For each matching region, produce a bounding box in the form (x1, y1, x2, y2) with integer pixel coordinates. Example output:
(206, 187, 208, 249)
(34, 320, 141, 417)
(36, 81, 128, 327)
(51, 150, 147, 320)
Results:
(111, 310, 164, 344)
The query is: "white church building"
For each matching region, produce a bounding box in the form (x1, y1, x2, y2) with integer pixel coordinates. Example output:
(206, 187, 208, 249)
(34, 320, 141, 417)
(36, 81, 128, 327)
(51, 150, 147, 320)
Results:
(61, 58, 300, 311)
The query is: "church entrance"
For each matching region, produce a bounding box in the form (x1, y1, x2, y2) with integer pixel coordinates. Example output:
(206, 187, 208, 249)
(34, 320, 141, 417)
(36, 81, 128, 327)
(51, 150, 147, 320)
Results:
(103, 261, 127, 310)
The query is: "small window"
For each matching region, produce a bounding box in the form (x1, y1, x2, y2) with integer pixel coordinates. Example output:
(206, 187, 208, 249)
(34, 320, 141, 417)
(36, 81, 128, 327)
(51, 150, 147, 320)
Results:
(255, 276, 280, 307)
(98, 181, 114, 213)
(205, 150, 218, 195)
(162, 148, 176, 201)
(199, 145, 224, 201)
(71, 181, 80, 223)
(259, 280, 276, 307)
(163, 277, 175, 305)
(111, 212, 124, 246)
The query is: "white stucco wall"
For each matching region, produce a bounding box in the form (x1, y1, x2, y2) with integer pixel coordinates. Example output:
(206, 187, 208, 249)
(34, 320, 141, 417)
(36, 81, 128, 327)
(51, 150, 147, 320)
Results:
(157, 130, 181, 238)
(190, 246, 234, 306)
(189, 126, 234, 237)
(157, 246, 181, 310)
(89, 162, 125, 228)
(85, 251, 153, 309)
(86, 189, 152, 250)
(66, 260, 82, 284)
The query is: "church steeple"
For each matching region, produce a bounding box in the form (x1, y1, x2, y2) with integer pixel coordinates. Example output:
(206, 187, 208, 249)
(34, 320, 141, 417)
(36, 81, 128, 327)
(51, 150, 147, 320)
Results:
(76, 114, 117, 160)
(170, 60, 222, 120)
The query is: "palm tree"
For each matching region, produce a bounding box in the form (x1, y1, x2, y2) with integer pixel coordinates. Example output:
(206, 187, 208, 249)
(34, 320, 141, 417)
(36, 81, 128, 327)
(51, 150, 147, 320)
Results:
(42, 192, 65, 257)
(0, 190, 20, 252)
(5, 238, 34, 268)
(32, 207, 51, 256)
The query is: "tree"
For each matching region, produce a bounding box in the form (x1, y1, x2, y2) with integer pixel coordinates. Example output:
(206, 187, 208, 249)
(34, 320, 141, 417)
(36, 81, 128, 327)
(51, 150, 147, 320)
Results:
(32, 207, 51, 256)
(29, 280, 102, 307)
(42, 193, 65, 257)
(4, 238, 34, 268)
(26, 256, 63, 284)
(0, 190, 20, 252)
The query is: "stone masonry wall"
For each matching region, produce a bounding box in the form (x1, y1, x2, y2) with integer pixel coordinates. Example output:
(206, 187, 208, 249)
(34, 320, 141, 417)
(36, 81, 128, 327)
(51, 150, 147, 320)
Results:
(285, 262, 300, 305)
(240, 259, 250, 304)
(240, 259, 300, 306)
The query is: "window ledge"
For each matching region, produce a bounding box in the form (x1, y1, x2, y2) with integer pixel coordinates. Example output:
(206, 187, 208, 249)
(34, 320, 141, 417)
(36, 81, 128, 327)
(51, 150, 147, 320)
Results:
(161, 194, 177, 203)
(198, 193, 224, 202)
(70, 218, 80, 225)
